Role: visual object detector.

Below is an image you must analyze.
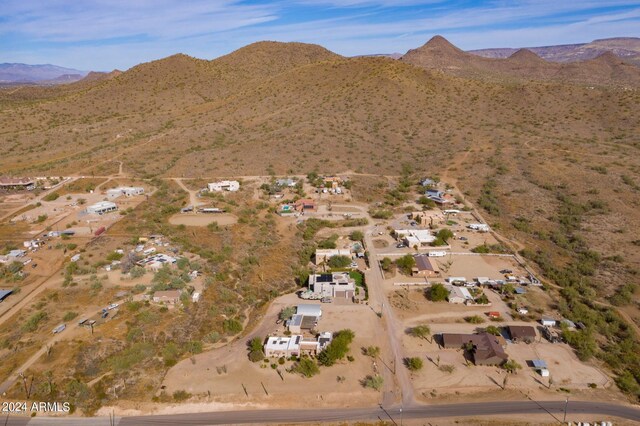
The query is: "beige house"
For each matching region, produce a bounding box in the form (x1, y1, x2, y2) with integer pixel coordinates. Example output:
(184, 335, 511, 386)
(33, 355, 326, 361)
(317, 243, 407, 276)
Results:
(152, 290, 182, 305)
(412, 255, 440, 277)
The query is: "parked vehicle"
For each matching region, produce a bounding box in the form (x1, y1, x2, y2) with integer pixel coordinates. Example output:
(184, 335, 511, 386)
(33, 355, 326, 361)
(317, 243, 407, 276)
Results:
(321, 297, 333, 303)
(396, 243, 406, 248)
(52, 324, 66, 334)
(101, 311, 109, 319)
(500, 269, 513, 274)
(107, 303, 119, 310)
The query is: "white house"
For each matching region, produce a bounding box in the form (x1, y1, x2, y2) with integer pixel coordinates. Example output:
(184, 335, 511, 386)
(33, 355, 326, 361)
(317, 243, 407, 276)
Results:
(264, 335, 301, 358)
(107, 187, 144, 199)
(86, 201, 118, 215)
(208, 180, 240, 192)
(394, 229, 436, 247)
(468, 223, 490, 232)
(309, 272, 356, 299)
(447, 285, 473, 304)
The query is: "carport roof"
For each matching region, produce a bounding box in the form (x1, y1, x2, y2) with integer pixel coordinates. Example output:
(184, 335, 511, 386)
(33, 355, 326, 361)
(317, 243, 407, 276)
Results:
(531, 359, 547, 368)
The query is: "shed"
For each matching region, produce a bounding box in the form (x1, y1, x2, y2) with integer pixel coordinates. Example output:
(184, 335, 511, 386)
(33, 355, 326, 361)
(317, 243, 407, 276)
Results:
(296, 304, 322, 318)
(531, 359, 547, 369)
(541, 316, 556, 327)
(0, 289, 13, 302)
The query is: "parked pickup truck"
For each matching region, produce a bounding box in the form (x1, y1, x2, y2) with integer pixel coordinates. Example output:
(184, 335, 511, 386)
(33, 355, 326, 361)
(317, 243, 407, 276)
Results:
(52, 324, 66, 334)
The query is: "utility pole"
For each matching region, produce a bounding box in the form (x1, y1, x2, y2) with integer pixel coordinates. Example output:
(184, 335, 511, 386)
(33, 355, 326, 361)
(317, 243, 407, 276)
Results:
(563, 397, 569, 423)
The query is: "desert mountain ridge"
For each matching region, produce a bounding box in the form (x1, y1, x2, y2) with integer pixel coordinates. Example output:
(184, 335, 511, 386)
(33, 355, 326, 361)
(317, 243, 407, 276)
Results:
(469, 36, 640, 66)
(400, 35, 640, 86)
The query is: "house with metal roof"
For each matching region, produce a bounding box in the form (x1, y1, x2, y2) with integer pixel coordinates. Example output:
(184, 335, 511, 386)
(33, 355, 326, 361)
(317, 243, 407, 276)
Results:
(412, 255, 440, 277)
(440, 332, 508, 365)
(507, 325, 537, 343)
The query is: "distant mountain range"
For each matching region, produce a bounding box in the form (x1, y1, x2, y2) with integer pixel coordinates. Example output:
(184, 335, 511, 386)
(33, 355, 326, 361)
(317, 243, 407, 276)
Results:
(2, 36, 638, 87)
(0, 63, 88, 85)
(469, 37, 640, 66)
(363, 37, 640, 67)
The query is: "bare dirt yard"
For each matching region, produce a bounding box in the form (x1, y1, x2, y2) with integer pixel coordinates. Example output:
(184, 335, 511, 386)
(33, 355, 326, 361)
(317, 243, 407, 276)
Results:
(162, 293, 385, 410)
(168, 213, 238, 227)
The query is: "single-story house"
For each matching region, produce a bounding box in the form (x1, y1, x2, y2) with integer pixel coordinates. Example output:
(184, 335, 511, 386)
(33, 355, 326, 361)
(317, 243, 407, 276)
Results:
(411, 211, 444, 227)
(507, 325, 537, 343)
(265, 332, 333, 358)
(107, 186, 144, 198)
(276, 178, 296, 188)
(264, 335, 301, 358)
(541, 316, 557, 327)
(7, 249, 26, 258)
(412, 255, 440, 277)
(309, 272, 356, 299)
(447, 285, 473, 304)
(86, 201, 118, 215)
(294, 198, 316, 213)
(0, 177, 35, 190)
(468, 223, 490, 232)
(441, 332, 508, 365)
(152, 290, 182, 305)
(315, 249, 351, 265)
(394, 229, 436, 247)
(208, 180, 240, 192)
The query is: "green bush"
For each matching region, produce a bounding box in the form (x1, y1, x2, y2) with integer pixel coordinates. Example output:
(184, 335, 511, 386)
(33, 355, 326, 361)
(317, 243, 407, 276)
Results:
(22, 311, 47, 332)
(361, 374, 383, 391)
(395, 254, 416, 275)
(43, 192, 60, 202)
(464, 315, 485, 324)
(172, 390, 191, 402)
(328, 255, 351, 268)
(292, 357, 319, 378)
(63, 311, 78, 322)
(426, 283, 448, 302)
(318, 329, 355, 366)
(223, 319, 243, 334)
(405, 357, 424, 371)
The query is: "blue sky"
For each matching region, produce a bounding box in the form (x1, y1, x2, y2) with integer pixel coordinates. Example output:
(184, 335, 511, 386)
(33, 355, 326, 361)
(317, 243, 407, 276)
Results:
(1, 0, 639, 71)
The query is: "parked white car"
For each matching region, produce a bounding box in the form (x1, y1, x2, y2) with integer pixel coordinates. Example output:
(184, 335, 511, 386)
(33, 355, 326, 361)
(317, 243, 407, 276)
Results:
(107, 303, 119, 310)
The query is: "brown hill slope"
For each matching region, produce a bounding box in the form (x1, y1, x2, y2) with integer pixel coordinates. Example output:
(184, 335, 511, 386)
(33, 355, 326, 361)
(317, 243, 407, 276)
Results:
(403, 35, 640, 86)
(1, 41, 639, 396)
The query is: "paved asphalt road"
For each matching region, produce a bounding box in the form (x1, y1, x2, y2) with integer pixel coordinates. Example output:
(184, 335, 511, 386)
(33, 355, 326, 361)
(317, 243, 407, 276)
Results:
(5, 400, 639, 425)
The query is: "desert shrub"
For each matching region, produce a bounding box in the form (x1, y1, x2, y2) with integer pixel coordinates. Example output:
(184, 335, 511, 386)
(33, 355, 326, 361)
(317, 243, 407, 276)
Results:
(172, 390, 191, 402)
(361, 375, 383, 391)
(292, 357, 319, 378)
(63, 311, 78, 322)
(405, 357, 424, 371)
(328, 255, 351, 268)
(317, 329, 355, 366)
(23, 311, 47, 332)
(464, 315, 485, 324)
(395, 254, 415, 275)
(223, 319, 243, 334)
(426, 284, 448, 302)
(43, 192, 60, 202)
